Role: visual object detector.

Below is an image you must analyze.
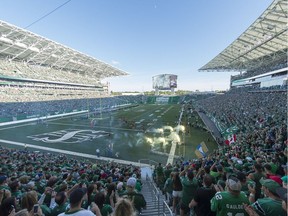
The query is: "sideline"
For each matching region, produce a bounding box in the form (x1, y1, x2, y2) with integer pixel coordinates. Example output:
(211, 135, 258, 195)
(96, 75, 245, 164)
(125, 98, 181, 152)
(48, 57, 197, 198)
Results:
(0, 110, 88, 127)
(0, 138, 150, 167)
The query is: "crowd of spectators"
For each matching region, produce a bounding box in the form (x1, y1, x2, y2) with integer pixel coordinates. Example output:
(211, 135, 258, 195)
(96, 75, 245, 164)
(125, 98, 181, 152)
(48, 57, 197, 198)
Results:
(0, 95, 145, 121)
(0, 147, 146, 216)
(0, 82, 287, 215)
(0, 85, 106, 103)
(231, 59, 287, 81)
(153, 89, 287, 215)
(0, 60, 102, 86)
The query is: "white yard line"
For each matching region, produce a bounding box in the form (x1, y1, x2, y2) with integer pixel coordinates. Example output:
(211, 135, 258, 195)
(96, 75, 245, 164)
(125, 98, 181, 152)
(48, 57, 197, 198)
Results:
(166, 106, 184, 165)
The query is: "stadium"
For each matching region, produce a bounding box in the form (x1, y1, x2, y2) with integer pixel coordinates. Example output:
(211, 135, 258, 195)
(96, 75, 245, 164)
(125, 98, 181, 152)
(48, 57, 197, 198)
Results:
(0, 0, 287, 216)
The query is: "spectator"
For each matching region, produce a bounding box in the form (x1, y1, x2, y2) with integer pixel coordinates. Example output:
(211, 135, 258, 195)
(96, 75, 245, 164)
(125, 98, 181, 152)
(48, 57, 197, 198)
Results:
(0, 196, 17, 216)
(276, 187, 287, 213)
(93, 192, 113, 216)
(248, 164, 266, 200)
(179, 168, 199, 216)
(172, 172, 182, 215)
(50, 191, 69, 216)
(249, 178, 286, 216)
(163, 172, 174, 206)
(189, 174, 216, 216)
(210, 176, 249, 216)
(119, 177, 146, 214)
(263, 164, 282, 185)
(20, 191, 38, 212)
(58, 188, 101, 216)
(105, 183, 116, 208)
(113, 198, 136, 216)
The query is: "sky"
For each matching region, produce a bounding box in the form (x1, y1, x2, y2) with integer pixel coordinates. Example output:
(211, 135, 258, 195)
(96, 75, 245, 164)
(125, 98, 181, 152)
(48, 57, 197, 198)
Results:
(0, 0, 273, 92)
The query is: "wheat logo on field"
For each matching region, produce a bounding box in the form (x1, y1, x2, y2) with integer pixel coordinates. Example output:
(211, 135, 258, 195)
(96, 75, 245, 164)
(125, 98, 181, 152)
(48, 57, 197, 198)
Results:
(27, 129, 111, 143)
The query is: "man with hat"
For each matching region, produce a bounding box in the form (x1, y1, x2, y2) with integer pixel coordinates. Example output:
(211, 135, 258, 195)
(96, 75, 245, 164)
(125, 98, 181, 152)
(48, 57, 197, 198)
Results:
(58, 188, 101, 216)
(119, 177, 146, 214)
(248, 178, 286, 216)
(211, 176, 249, 216)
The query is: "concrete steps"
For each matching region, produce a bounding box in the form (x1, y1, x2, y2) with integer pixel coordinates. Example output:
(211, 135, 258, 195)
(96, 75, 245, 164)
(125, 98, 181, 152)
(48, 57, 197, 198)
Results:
(139, 179, 172, 216)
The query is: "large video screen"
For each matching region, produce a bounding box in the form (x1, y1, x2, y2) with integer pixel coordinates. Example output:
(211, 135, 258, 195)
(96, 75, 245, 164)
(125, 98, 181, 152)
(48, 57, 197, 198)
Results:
(153, 74, 178, 90)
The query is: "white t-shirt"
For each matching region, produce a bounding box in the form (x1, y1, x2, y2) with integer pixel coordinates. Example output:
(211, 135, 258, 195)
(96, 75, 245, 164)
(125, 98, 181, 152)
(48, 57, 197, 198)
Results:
(58, 209, 95, 216)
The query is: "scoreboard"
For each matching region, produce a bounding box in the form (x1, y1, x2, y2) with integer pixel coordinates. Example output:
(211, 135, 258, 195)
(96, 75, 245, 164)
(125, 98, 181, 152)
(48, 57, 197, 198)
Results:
(152, 74, 177, 90)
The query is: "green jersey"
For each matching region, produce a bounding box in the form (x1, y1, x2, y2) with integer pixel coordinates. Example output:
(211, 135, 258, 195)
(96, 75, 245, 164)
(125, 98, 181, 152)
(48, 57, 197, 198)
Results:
(51, 203, 69, 216)
(251, 197, 286, 216)
(120, 190, 146, 212)
(180, 176, 199, 206)
(100, 204, 113, 216)
(211, 191, 249, 216)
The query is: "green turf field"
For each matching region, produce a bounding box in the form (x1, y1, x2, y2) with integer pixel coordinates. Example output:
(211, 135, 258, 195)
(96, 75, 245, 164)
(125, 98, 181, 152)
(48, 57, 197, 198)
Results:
(0, 104, 218, 164)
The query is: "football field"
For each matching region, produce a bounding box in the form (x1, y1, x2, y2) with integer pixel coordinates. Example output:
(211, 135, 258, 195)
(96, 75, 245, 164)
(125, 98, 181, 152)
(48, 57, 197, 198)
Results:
(0, 104, 217, 164)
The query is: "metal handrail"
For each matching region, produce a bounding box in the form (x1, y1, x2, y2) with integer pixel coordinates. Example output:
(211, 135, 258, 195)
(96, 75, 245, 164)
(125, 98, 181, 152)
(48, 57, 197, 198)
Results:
(163, 200, 173, 216)
(145, 171, 173, 216)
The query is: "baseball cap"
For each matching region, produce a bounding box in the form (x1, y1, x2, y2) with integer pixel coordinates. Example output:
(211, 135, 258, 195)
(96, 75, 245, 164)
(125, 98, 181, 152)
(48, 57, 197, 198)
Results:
(0, 175, 7, 184)
(268, 175, 282, 186)
(260, 178, 281, 194)
(69, 188, 87, 205)
(226, 176, 242, 191)
(126, 177, 137, 187)
(276, 187, 287, 201)
(281, 176, 287, 184)
(117, 182, 123, 190)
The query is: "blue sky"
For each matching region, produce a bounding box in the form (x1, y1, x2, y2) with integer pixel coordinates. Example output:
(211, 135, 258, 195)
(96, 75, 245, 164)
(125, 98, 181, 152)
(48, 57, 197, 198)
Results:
(0, 0, 272, 92)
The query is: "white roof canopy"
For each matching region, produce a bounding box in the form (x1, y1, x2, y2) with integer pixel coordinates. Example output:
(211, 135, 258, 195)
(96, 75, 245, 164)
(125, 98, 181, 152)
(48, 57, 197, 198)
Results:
(199, 0, 287, 72)
(0, 20, 129, 80)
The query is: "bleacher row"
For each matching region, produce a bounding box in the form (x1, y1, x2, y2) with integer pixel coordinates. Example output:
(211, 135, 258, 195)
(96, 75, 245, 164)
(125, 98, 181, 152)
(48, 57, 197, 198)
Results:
(0, 86, 106, 103)
(230, 58, 287, 81)
(0, 60, 102, 86)
(0, 95, 144, 122)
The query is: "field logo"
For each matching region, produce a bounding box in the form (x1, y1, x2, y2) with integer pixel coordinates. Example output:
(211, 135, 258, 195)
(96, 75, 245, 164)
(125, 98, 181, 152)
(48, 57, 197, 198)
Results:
(27, 129, 111, 143)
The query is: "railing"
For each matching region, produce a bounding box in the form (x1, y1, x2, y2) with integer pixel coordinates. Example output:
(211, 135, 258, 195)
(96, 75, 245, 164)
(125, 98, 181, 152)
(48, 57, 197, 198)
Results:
(163, 201, 173, 216)
(146, 176, 173, 216)
(138, 158, 159, 167)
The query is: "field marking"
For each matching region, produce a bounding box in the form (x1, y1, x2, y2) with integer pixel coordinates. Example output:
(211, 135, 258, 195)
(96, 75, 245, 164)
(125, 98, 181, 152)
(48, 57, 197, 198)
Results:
(166, 106, 184, 165)
(0, 138, 150, 167)
(49, 122, 144, 132)
(0, 123, 35, 131)
(0, 110, 88, 127)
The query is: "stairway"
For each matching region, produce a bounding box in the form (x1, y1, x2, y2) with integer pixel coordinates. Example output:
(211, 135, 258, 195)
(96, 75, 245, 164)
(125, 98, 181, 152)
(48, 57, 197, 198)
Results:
(139, 178, 173, 216)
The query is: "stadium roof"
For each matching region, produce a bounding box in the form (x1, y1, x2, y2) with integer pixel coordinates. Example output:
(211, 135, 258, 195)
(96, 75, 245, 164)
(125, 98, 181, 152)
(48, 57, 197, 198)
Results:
(199, 0, 288, 72)
(0, 20, 129, 80)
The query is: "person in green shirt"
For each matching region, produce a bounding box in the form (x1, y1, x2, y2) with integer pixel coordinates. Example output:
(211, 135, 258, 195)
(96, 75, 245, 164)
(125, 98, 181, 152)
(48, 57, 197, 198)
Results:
(163, 172, 174, 206)
(180, 168, 199, 216)
(211, 176, 249, 216)
(248, 163, 266, 201)
(248, 178, 286, 216)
